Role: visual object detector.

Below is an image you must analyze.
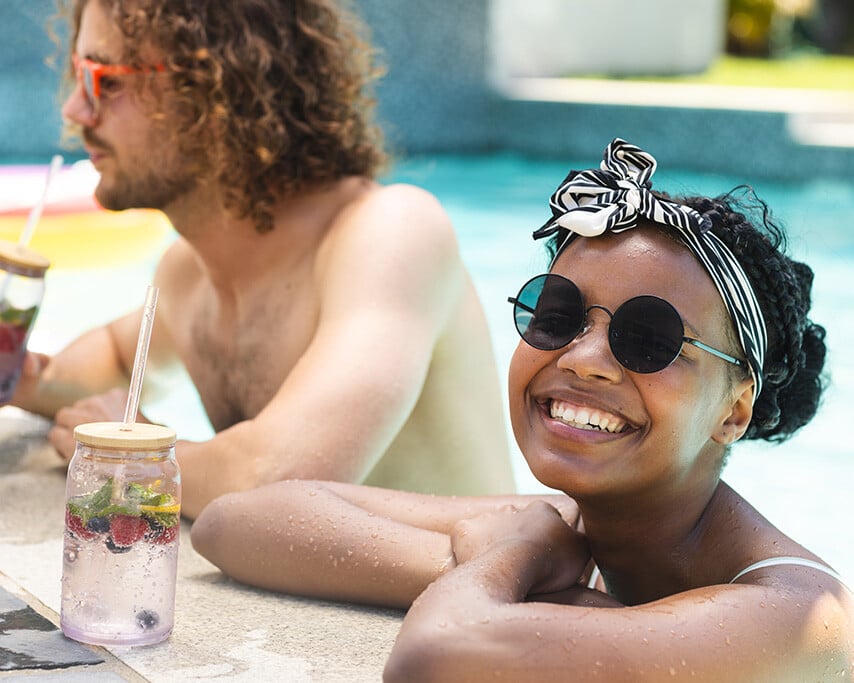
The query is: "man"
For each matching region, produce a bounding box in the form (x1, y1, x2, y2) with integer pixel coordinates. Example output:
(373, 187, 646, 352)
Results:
(13, 0, 514, 518)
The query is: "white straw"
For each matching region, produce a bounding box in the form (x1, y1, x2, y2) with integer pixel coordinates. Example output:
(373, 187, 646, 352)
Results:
(19, 154, 63, 247)
(123, 285, 159, 426)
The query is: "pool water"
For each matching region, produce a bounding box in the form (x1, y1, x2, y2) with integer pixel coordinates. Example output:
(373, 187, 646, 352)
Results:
(29, 154, 854, 582)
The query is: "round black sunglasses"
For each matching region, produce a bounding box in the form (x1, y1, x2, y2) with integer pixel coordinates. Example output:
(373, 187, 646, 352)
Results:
(508, 274, 745, 374)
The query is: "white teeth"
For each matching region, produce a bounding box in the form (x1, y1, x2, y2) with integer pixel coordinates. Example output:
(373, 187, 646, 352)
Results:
(549, 400, 625, 433)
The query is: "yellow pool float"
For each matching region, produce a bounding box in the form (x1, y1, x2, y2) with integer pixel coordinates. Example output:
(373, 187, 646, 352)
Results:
(0, 208, 172, 270)
(0, 163, 172, 270)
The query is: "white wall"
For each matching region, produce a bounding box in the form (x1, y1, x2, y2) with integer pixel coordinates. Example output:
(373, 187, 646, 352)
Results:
(490, 0, 727, 78)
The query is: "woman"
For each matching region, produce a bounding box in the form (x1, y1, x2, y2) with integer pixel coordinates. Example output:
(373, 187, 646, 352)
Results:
(192, 139, 852, 682)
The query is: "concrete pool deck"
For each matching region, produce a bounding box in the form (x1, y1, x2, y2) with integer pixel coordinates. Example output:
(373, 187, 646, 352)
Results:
(0, 409, 404, 682)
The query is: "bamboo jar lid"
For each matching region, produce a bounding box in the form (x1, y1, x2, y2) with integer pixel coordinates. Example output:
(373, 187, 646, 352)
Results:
(74, 422, 177, 450)
(0, 240, 50, 276)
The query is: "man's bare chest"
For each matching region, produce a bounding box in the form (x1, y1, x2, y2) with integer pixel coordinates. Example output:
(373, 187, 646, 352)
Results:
(176, 295, 318, 431)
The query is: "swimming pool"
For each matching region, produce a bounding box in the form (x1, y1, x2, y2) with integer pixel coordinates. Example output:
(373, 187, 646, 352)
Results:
(27, 153, 854, 583)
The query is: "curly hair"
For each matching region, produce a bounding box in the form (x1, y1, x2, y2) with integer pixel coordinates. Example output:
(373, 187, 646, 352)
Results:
(545, 187, 827, 444)
(60, 0, 387, 233)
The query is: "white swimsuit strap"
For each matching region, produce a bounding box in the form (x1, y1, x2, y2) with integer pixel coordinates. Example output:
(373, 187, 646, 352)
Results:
(730, 556, 851, 591)
(587, 565, 601, 590)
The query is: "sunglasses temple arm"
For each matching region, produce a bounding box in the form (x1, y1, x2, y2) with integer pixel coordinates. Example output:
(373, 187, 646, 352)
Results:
(508, 297, 535, 314)
(685, 339, 745, 367)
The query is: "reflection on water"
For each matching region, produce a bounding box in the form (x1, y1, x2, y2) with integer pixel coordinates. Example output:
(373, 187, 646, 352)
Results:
(29, 154, 854, 582)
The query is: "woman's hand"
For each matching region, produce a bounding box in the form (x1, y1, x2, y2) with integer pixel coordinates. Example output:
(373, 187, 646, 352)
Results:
(449, 500, 590, 596)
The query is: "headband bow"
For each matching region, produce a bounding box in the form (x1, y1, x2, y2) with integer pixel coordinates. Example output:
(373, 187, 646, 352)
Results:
(534, 138, 767, 401)
(534, 138, 711, 240)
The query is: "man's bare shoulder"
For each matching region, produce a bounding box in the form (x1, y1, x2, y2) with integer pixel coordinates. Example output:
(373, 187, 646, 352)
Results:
(153, 237, 202, 290)
(323, 181, 460, 275)
(356, 182, 452, 230)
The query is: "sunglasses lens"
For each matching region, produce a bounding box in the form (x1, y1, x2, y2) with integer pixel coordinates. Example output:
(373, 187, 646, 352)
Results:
(512, 274, 584, 350)
(609, 296, 684, 373)
(82, 65, 97, 104)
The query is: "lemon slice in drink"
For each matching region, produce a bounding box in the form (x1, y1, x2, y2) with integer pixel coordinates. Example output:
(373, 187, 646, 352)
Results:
(139, 503, 181, 514)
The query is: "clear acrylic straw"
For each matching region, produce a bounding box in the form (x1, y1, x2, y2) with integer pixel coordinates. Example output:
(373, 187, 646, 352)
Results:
(123, 285, 159, 426)
(20, 154, 63, 247)
(0, 155, 63, 305)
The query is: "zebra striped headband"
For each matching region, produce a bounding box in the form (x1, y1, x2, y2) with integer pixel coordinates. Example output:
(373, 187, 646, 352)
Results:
(532, 138, 766, 400)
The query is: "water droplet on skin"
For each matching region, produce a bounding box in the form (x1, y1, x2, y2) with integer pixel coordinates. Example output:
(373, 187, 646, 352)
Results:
(308, 490, 317, 497)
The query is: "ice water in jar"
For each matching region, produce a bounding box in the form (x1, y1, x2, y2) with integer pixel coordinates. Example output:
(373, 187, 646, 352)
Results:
(60, 422, 180, 646)
(0, 240, 49, 403)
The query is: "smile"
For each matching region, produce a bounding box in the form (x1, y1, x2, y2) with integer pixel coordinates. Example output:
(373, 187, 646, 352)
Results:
(549, 400, 627, 434)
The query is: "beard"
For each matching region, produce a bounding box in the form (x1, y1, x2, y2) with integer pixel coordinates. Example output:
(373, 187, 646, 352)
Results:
(85, 129, 205, 212)
(94, 162, 198, 212)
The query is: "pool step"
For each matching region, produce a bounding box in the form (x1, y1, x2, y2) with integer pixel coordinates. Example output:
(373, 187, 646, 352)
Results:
(493, 77, 854, 180)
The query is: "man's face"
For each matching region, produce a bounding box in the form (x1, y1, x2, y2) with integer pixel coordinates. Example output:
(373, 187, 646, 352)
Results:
(61, 0, 201, 212)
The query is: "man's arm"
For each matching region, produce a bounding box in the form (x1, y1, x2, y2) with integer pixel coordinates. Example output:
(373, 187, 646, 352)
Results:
(46, 185, 497, 518)
(173, 184, 471, 518)
(12, 308, 143, 418)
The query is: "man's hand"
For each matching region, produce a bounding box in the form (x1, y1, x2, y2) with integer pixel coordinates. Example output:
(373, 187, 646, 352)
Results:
(7, 350, 52, 406)
(49, 387, 151, 460)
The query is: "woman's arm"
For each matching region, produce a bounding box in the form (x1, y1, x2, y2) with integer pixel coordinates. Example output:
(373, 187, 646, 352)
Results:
(383, 504, 854, 683)
(190, 480, 575, 608)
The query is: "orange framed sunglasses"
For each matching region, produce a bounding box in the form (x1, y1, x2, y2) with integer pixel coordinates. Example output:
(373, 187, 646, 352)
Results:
(72, 54, 166, 110)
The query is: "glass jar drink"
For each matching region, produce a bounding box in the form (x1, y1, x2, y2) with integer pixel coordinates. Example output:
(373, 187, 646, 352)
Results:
(0, 240, 49, 403)
(60, 422, 180, 646)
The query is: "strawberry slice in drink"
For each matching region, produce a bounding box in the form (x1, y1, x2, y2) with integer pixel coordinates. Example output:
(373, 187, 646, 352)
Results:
(65, 508, 98, 541)
(108, 514, 149, 550)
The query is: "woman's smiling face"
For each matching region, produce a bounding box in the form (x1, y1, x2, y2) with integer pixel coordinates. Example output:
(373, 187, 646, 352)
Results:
(508, 226, 751, 504)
